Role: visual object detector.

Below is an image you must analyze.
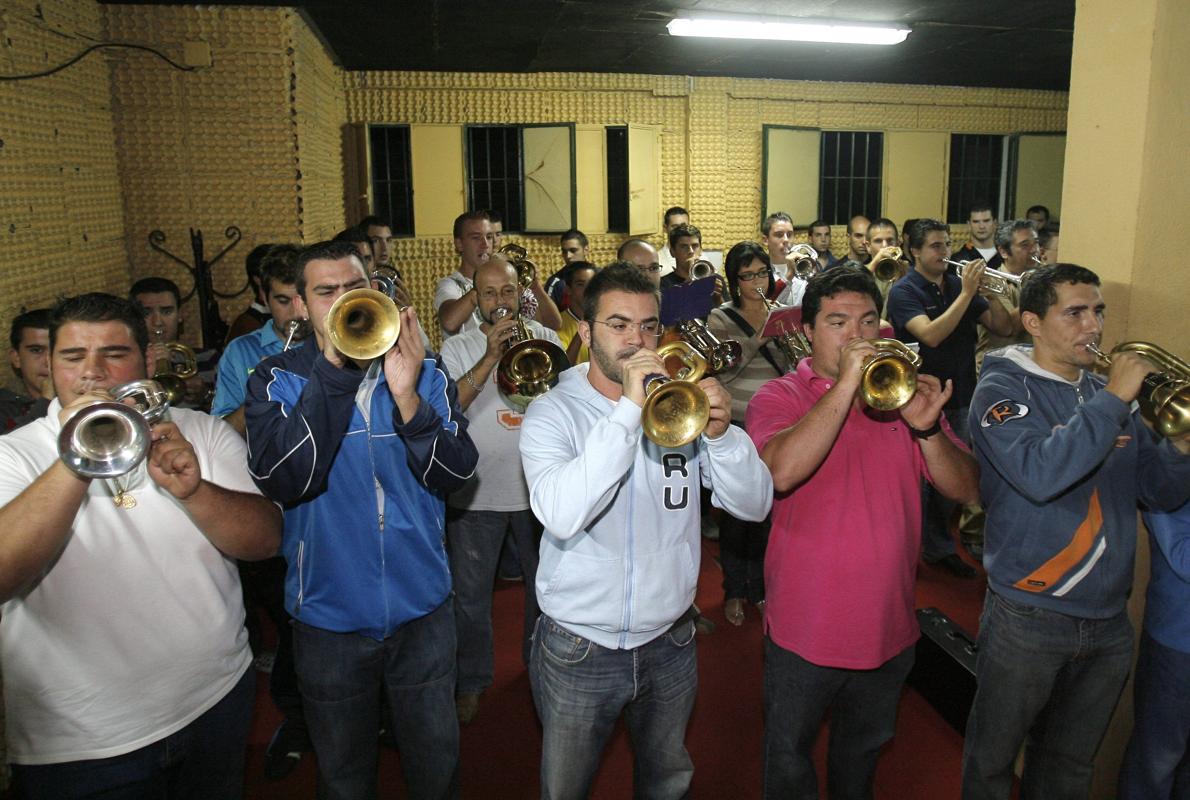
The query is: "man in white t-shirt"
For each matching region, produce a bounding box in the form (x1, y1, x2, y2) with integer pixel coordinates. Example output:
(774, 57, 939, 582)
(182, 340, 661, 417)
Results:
(657, 206, 689, 276)
(440, 254, 563, 726)
(0, 293, 281, 799)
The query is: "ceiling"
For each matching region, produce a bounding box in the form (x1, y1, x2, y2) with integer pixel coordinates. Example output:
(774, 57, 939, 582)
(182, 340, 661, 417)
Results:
(105, 0, 1077, 91)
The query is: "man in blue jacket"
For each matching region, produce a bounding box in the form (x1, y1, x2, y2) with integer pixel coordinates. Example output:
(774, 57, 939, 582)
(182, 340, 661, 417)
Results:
(245, 240, 478, 800)
(962, 264, 1190, 799)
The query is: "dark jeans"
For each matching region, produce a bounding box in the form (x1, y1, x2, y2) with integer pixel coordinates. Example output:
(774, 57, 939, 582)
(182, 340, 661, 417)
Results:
(530, 614, 698, 800)
(961, 590, 1133, 800)
(446, 507, 541, 692)
(293, 599, 459, 800)
(720, 511, 769, 604)
(1119, 632, 1190, 799)
(240, 555, 307, 741)
(921, 406, 969, 561)
(11, 667, 254, 800)
(762, 637, 914, 800)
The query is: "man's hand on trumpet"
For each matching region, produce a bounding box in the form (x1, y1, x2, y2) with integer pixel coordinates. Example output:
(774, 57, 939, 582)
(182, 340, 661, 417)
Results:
(383, 306, 426, 418)
(697, 377, 732, 440)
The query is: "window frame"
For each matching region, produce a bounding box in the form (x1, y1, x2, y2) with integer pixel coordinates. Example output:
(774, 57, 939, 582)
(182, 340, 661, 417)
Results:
(366, 123, 415, 237)
(464, 123, 577, 234)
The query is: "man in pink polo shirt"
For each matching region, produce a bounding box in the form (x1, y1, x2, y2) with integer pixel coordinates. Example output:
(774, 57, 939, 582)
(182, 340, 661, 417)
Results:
(746, 266, 980, 798)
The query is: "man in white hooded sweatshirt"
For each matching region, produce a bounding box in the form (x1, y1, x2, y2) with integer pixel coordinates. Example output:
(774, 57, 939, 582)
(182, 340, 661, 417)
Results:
(520, 261, 773, 799)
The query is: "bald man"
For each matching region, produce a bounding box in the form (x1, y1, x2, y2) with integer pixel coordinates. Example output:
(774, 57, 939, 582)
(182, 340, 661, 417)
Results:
(617, 239, 662, 288)
(846, 216, 870, 264)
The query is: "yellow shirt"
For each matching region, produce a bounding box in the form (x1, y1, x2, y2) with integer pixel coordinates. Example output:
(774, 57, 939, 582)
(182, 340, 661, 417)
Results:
(557, 310, 589, 364)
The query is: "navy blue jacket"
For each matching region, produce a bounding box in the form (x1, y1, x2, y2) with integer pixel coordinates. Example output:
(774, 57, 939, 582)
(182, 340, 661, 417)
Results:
(245, 340, 477, 638)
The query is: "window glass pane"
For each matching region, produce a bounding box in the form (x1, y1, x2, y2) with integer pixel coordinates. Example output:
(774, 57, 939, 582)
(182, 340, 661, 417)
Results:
(818, 131, 882, 226)
(368, 125, 413, 236)
(947, 134, 1003, 223)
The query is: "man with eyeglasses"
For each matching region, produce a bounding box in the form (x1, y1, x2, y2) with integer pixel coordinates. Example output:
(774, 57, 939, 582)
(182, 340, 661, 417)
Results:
(520, 262, 772, 799)
(439, 254, 561, 726)
(617, 238, 663, 288)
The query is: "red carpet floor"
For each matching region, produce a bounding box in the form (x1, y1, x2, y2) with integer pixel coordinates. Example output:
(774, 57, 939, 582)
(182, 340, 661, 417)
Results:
(242, 538, 987, 799)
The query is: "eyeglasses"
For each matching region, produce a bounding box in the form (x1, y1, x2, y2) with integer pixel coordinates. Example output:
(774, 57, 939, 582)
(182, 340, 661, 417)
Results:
(737, 267, 773, 282)
(591, 319, 663, 338)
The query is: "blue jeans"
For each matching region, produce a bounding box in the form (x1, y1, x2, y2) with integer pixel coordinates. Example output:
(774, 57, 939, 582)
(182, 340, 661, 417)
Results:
(292, 599, 458, 800)
(961, 590, 1133, 800)
(1119, 633, 1190, 799)
(921, 406, 969, 561)
(447, 507, 541, 692)
(11, 667, 254, 800)
(762, 638, 914, 800)
(529, 615, 698, 800)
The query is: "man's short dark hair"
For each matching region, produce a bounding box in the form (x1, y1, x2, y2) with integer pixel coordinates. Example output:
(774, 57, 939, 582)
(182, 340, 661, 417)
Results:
(563, 261, 597, 288)
(907, 219, 949, 252)
(484, 209, 503, 227)
(968, 202, 995, 219)
(9, 308, 52, 350)
(295, 240, 365, 298)
(452, 209, 491, 240)
(902, 219, 920, 241)
(1020, 264, 1100, 319)
(50, 293, 148, 354)
(617, 238, 654, 260)
(668, 223, 702, 253)
(802, 266, 883, 329)
(663, 207, 689, 227)
(260, 244, 303, 296)
(761, 212, 793, 236)
(995, 219, 1036, 253)
(866, 218, 899, 238)
(808, 218, 831, 233)
(561, 229, 589, 248)
(1038, 224, 1060, 250)
(723, 241, 774, 306)
(245, 244, 273, 284)
(358, 215, 391, 232)
(129, 277, 182, 308)
(1026, 205, 1051, 221)
(581, 261, 659, 323)
(332, 227, 369, 245)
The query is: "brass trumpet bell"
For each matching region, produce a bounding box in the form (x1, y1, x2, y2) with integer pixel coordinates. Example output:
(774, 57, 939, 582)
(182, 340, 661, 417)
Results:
(1088, 341, 1190, 438)
(498, 243, 537, 289)
(58, 380, 169, 478)
(326, 288, 402, 361)
(495, 315, 570, 413)
(152, 342, 197, 405)
(859, 339, 922, 411)
(872, 248, 905, 282)
(640, 340, 711, 448)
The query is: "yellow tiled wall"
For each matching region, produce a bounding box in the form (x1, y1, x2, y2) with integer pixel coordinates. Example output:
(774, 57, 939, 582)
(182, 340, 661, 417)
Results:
(105, 4, 345, 345)
(0, 0, 128, 370)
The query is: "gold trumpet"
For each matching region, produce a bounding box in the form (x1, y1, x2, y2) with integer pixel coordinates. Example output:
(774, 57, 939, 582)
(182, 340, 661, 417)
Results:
(1086, 342, 1190, 438)
(787, 244, 819, 280)
(326, 272, 403, 360)
(871, 247, 906, 282)
(756, 288, 809, 367)
(641, 340, 712, 449)
(944, 259, 1023, 295)
(152, 342, 197, 406)
(498, 243, 537, 290)
(860, 339, 922, 411)
(491, 308, 570, 413)
(58, 379, 170, 479)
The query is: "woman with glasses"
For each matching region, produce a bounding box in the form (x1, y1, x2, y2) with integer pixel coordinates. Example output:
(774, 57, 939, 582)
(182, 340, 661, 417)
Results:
(706, 241, 792, 625)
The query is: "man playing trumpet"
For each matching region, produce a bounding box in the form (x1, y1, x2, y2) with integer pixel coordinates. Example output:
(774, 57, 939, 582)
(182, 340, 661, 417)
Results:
(0, 293, 280, 798)
(245, 240, 479, 799)
(748, 267, 979, 798)
(520, 262, 771, 799)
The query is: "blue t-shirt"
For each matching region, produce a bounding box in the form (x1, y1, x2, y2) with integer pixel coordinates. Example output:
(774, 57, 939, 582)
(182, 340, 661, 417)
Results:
(211, 323, 285, 417)
(886, 267, 989, 409)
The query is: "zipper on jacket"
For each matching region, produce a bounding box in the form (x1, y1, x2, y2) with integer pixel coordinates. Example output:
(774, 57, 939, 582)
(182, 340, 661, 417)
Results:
(619, 482, 636, 649)
(362, 384, 390, 630)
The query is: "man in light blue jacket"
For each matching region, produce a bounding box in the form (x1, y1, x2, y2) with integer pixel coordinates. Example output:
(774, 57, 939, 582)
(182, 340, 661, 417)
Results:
(520, 262, 773, 799)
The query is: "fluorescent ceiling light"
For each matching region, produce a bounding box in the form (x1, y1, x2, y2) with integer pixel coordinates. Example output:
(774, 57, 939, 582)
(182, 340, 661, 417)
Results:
(667, 16, 911, 46)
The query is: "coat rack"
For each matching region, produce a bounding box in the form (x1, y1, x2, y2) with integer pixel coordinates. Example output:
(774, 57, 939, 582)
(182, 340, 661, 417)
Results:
(148, 226, 244, 351)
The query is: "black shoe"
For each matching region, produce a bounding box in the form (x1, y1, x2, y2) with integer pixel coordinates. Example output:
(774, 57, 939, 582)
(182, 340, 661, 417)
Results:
(264, 719, 307, 781)
(929, 553, 977, 579)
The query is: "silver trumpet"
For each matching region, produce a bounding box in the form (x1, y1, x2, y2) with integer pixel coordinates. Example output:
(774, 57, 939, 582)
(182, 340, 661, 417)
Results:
(787, 244, 819, 280)
(58, 380, 170, 478)
(944, 259, 1023, 295)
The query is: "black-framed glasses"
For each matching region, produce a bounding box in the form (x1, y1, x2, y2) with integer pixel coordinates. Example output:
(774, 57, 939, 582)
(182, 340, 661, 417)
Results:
(591, 319, 663, 338)
(737, 267, 773, 282)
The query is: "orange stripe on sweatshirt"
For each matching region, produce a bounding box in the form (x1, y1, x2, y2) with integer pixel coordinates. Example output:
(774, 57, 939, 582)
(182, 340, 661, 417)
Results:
(1013, 489, 1103, 592)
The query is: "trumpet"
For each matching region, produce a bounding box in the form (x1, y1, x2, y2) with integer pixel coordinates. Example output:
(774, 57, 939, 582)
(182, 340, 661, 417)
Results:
(1085, 341, 1190, 438)
(756, 288, 810, 367)
(641, 340, 712, 449)
(871, 247, 906, 282)
(326, 271, 403, 361)
(282, 319, 312, 351)
(672, 317, 741, 374)
(691, 260, 730, 300)
(491, 308, 570, 413)
(859, 339, 922, 411)
(786, 244, 819, 280)
(944, 259, 1023, 295)
(498, 243, 537, 290)
(58, 379, 170, 479)
(151, 342, 197, 406)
